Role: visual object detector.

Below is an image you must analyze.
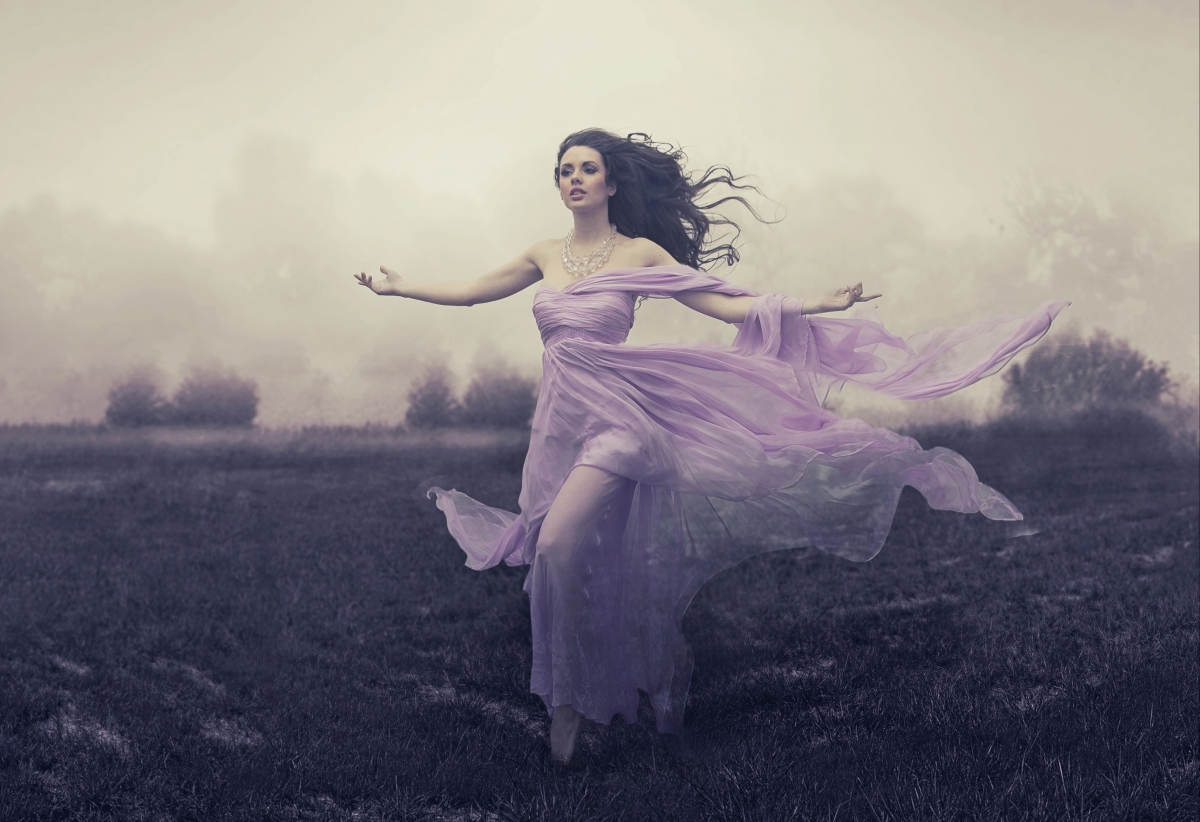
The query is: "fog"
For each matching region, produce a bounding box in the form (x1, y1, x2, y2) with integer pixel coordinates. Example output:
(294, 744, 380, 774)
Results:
(1, 0, 1196, 425)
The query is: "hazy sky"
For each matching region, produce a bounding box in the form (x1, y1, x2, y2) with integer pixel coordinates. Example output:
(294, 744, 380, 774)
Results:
(2, 0, 1197, 424)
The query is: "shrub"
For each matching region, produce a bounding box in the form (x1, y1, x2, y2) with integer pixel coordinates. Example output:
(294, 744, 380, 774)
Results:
(1002, 328, 1173, 417)
(105, 373, 170, 427)
(405, 365, 460, 429)
(459, 369, 537, 429)
(170, 369, 259, 427)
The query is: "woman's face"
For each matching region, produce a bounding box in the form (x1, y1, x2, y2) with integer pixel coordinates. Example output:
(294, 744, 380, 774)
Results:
(557, 145, 616, 212)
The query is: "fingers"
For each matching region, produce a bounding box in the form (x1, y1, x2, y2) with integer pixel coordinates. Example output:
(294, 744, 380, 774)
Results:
(844, 283, 881, 303)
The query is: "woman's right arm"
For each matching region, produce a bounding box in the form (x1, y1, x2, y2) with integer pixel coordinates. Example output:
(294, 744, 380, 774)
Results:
(355, 244, 545, 306)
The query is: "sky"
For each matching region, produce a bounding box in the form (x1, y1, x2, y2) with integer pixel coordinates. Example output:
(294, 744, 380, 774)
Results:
(1, 0, 1197, 425)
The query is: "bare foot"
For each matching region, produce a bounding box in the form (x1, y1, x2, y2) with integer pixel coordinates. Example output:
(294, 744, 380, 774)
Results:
(550, 705, 581, 764)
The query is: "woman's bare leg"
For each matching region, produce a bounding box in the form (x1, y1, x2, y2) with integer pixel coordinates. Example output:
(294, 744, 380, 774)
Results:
(549, 706, 582, 764)
(535, 465, 632, 764)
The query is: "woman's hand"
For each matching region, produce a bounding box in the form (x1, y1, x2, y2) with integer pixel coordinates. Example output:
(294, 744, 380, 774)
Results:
(815, 282, 882, 313)
(355, 266, 403, 296)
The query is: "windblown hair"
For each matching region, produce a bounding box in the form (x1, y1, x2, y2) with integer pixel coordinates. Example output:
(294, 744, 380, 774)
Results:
(554, 129, 771, 270)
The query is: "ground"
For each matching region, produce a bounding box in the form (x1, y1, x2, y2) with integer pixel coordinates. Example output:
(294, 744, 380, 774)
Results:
(0, 423, 1196, 821)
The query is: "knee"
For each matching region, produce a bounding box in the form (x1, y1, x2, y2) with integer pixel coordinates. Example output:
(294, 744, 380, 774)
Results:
(534, 529, 574, 570)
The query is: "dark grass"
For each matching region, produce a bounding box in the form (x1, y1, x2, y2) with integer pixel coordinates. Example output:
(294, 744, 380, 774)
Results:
(0, 424, 1196, 821)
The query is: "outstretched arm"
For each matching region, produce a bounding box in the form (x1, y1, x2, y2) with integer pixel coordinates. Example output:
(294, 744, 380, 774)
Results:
(354, 246, 543, 306)
(627, 237, 882, 323)
(677, 283, 882, 324)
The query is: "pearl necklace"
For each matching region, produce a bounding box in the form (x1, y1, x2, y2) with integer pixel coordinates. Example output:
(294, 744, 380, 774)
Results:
(561, 223, 618, 278)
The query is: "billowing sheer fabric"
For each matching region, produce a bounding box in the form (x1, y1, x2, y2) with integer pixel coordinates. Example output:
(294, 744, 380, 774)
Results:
(428, 266, 1068, 733)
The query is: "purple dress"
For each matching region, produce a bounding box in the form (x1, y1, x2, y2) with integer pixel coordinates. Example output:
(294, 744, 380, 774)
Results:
(428, 265, 1067, 733)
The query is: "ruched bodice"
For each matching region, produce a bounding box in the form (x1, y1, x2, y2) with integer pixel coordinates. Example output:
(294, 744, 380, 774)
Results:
(531, 267, 755, 350)
(533, 287, 635, 348)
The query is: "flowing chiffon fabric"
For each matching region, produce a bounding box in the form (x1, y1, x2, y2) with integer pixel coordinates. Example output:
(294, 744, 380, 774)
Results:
(428, 266, 1068, 733)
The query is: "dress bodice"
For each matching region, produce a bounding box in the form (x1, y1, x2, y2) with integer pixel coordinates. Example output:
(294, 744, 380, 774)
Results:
(533, 287, 636, 348)
(530, 266, 756, 350)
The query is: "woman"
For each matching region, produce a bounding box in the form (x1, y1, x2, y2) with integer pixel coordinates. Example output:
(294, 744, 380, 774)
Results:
(355, 128, 1067, 764)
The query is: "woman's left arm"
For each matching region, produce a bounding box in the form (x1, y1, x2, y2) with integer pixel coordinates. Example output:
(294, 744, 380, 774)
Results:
(634, 238, 881, 323)
(677, 284, 883, 324)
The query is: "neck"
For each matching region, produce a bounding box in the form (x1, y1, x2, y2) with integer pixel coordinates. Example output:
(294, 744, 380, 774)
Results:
(570, 208, 613, 245)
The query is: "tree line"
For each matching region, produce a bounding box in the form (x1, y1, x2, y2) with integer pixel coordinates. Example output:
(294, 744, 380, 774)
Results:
(106, 369, 259, 428)
(102, 363, 538, 430)
(404, 364, 537, 429)
(102, 331, 1193, 443)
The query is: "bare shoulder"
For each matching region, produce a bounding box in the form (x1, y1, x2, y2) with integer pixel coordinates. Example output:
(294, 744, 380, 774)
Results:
(526, 238, 563, 272)
(622, 236, 678, 267)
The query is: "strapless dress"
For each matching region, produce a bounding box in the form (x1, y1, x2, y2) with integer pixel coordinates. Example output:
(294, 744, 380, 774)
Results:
(428, 265, 1068, 733)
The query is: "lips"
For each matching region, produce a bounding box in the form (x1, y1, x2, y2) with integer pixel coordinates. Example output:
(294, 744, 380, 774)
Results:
(570, 188, 585, 196)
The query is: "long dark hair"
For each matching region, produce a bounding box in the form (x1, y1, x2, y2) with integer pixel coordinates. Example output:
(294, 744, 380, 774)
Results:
(554, 129, 771, 270)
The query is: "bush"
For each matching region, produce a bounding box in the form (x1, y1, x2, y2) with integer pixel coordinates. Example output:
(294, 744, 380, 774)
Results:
(1002, 328, 1173, 417)
(105, 373, 170, 427)
(405, 365, 460, 429)
(459, 370, 537, 429)
(169, 369, 259, 427)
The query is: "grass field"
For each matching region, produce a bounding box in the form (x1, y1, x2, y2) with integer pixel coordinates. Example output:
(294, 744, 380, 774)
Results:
(0, 423, 1196, 821)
